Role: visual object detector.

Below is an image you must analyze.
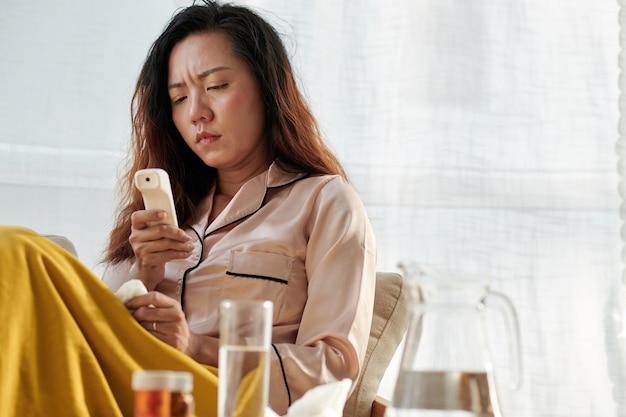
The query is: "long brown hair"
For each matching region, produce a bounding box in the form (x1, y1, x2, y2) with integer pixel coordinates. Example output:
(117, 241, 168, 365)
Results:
(104, 1, 347, 264)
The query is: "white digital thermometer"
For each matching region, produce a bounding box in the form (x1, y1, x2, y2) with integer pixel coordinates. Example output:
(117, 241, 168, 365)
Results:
(134, 168, 178, 227)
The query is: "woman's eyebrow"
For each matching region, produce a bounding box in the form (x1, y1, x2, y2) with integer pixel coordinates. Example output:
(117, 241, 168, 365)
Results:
(168, 66, 232, 90)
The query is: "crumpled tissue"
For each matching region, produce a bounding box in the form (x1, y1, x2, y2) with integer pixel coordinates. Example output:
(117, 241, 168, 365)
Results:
(114, 279, 148, 303)
(266, 378, 353, 417)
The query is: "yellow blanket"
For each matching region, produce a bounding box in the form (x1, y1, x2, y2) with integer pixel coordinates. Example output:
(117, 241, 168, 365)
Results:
(0, 225, 219, 417)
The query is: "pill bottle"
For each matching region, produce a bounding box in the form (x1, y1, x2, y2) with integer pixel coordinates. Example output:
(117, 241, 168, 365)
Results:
(132, 370, 195, 417)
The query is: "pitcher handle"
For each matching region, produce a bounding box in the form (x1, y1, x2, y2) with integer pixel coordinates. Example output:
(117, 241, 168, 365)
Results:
(483, 290, 522, 390)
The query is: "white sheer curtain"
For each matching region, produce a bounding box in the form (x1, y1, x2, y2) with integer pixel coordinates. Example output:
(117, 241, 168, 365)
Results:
(0, 1, 179, 273)
(1, 1, 624, 416)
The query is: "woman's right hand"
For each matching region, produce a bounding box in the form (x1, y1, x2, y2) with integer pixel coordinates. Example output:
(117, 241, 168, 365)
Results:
(129, 209, 194, 290)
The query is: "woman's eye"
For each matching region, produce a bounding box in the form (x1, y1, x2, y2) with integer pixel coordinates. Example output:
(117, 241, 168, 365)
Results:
(172, 96, 187, 105)
(207, 83, 228, 91)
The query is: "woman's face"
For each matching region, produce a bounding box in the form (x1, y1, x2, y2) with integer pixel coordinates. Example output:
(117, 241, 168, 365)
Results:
(168, 31, 268, 173)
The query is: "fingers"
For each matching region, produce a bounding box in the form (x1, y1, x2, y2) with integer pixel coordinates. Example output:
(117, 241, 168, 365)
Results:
(131, 210, 190, 243)
(131, 210, 171, 230)
(129, 292, 190, 351)
(144, 320, 186, 350)
(129, 210, 193, 268)
(133, 241, 193, 266)
(128, 293, 185, 323)
(126, 291, 176, 310)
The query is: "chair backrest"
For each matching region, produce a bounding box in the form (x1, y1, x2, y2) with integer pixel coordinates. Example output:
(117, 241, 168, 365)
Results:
(343, 271, 410, 417)
(42, 234, 79, 257)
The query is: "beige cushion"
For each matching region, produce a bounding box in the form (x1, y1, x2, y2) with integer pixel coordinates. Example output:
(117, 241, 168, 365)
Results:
(41, 234, 79, 257)
(343, 272, 409, 417)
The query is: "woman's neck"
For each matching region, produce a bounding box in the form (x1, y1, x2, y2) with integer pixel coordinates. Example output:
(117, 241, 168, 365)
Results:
(215, 160, 271, 198)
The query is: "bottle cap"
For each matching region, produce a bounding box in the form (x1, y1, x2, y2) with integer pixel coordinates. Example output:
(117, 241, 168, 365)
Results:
(132, 370, 193, 392)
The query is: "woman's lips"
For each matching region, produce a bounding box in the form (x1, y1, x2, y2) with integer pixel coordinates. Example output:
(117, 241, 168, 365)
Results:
(196, 132, 220, 144)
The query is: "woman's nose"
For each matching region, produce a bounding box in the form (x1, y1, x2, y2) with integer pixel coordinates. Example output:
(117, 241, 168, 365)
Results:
(189, 94, 213, 124)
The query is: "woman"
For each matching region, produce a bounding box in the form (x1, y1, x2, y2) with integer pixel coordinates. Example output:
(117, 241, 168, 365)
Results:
(0, 1, 375, 415)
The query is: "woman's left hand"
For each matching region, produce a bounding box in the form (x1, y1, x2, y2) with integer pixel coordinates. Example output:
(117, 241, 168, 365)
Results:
(126, 291, 192, 353)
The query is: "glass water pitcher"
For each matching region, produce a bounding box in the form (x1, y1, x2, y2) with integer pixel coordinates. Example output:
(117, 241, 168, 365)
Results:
(385, 264, 521, 417)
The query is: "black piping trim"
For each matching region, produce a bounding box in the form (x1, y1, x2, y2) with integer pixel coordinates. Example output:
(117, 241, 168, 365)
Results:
(204, 193, 268, 238)
(272, 343, 292, 406)
(202, 169, 311, 238)
(180, 226, 203, 312)
(225, 271, 288, 285)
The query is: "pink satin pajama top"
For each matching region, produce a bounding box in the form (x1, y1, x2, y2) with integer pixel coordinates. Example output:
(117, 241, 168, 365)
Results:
(102, 162, 376, 414)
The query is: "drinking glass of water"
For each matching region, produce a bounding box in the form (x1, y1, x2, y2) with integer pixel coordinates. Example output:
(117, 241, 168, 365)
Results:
(218, 300, 273, 417)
